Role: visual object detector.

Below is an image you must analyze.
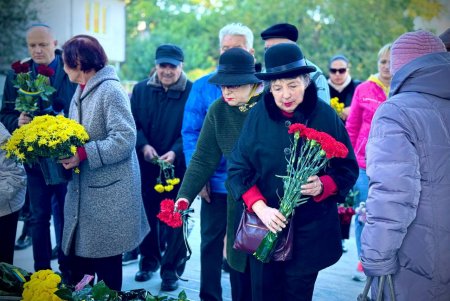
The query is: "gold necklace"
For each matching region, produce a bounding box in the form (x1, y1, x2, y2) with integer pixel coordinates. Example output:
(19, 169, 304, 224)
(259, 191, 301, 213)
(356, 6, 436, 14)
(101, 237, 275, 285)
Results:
(238, 101, 257, 112)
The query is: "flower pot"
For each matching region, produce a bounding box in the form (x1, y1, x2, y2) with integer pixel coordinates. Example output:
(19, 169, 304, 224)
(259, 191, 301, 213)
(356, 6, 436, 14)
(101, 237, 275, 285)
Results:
(38, 157, 72, 185)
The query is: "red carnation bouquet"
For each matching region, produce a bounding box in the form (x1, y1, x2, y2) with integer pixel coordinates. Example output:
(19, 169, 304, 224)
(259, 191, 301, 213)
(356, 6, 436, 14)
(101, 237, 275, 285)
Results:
(157, 198, 191, 228)
(254, 123, 349, 262)
(11, 60, 56, 114)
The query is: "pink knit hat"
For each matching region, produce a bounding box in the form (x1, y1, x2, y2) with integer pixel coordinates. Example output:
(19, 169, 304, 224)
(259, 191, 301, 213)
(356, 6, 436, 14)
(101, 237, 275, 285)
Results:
(390, 30, 446, 75)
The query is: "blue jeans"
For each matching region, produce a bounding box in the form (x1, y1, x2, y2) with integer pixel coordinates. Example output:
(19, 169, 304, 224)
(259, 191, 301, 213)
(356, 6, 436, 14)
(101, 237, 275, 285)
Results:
(354, 168, 369, 258)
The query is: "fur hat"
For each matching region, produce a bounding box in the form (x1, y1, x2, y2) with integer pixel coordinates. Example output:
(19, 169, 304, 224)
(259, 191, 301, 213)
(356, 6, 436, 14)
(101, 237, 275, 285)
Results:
(208, 48, 261, 86)
(255, 43, 316, 80)
(390, 30, 446, 75)
(260, 23, 298, 42)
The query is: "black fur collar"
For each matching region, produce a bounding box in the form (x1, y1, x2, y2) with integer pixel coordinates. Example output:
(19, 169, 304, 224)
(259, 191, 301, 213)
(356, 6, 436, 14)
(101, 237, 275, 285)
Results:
(264, 81, 319, 123)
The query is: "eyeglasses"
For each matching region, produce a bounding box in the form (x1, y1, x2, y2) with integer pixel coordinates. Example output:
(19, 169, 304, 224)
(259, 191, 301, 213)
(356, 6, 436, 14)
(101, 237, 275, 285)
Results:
(329, 68, 347, 74)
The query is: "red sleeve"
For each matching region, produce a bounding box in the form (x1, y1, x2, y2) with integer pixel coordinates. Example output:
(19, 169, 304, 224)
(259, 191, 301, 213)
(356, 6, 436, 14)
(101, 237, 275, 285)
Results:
(77, 146, 87, 162)
(313, 175, 338, 203)
(242, 185, 267, 213)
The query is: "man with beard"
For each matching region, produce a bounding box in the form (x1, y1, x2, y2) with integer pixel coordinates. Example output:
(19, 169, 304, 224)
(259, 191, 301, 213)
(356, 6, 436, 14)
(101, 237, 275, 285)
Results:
(129, 44, 192, 291)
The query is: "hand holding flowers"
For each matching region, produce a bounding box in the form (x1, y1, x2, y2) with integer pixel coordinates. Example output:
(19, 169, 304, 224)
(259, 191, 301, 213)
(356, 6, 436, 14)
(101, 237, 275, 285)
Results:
(11, 60, 57, 114)
(254, 123, 349, 262)
(151, 157, 181, 193)
(1, 115, 89, 166)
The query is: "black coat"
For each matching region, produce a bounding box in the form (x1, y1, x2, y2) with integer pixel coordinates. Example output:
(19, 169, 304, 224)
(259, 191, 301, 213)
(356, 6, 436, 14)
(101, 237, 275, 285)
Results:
(227, 82, 358, 274)
(329, 79, 361, 107)
(0, 50, 77, 133)
(130, 73, 192, 185)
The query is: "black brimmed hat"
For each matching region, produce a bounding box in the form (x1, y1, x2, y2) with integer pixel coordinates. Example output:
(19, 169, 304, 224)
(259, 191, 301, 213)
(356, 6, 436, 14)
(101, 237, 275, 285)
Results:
(260, 23, 298, 42)
(255, 43, 316, 80)
(208, 48, 261, 86)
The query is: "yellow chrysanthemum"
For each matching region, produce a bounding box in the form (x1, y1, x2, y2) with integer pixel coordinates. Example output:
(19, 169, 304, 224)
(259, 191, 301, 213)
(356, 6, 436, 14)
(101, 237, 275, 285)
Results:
(164, 185, 174, 192)
(0, 115, 89, 165)
(154, 184, 165, 193)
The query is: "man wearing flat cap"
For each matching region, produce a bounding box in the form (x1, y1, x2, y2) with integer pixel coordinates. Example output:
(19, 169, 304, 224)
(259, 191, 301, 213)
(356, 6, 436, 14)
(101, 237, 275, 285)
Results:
(261, 23, 330, 104)
(129, 44, 192, 291)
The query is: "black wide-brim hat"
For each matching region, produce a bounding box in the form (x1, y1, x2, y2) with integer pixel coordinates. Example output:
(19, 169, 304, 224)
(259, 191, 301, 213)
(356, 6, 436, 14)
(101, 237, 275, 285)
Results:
(256, 43, 316, 81)
(208, 48, 262, 86)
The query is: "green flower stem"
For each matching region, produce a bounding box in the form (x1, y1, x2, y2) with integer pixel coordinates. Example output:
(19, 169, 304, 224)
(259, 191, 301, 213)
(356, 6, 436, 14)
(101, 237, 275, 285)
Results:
(254, 138, 331, 263)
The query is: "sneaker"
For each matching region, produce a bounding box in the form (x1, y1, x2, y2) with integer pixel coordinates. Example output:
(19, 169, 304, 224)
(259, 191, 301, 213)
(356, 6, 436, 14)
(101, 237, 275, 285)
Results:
(122, 251, 139, 265)
(342, 240, 348, 253)
(352, 261, 367, 282)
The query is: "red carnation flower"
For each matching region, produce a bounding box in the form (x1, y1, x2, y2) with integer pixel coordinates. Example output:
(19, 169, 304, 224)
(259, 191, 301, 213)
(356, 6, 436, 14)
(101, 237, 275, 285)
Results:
(160, 198, 175, 212)
(288, 123, 306, 135)
(177, 200, 189, 211)
(37, 65, 55, 77)
(11, 60, 30, 74)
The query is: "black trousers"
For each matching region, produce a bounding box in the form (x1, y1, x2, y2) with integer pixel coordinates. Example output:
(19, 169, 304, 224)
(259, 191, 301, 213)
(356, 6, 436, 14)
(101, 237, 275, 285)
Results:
(249, 255, 318, 301)
(0, 210, 20, 264)
(229, 260, 253, 301)
(26, 165, 67, 272)
(199, 193, 227, 301)
(67, 253, 123, 291)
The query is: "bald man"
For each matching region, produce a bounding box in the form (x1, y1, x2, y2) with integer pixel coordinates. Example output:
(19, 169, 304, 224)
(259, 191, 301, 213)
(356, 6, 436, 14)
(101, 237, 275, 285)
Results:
(0, 24, 77, 275)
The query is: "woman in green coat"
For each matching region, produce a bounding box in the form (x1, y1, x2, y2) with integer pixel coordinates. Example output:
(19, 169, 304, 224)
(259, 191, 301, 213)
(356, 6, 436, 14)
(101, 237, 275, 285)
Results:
(176, 47, 263, 301)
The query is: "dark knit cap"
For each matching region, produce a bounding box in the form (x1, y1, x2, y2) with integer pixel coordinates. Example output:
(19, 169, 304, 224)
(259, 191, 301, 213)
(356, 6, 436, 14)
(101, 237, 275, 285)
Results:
(328, 54, 349, 68)
(260, 23, 298, 42)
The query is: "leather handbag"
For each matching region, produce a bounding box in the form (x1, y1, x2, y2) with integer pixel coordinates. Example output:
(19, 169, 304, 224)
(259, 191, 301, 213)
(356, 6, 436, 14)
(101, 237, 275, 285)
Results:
(357, 275, 396, 301)
(233, 210, 294, 262)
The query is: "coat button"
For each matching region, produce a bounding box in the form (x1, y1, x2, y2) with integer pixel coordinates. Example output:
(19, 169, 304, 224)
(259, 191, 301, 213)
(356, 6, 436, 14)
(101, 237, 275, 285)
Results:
(285, 120, 291, 127)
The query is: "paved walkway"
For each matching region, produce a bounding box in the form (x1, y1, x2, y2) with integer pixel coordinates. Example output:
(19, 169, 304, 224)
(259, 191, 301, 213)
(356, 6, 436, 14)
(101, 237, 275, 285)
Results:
(13, 199, 366, 300)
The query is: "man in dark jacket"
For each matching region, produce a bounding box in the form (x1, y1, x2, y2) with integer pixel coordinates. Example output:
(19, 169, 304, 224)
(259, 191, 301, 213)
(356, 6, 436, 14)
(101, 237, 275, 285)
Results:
(0, 24, 77, 273)
(130, 44, 192, 292)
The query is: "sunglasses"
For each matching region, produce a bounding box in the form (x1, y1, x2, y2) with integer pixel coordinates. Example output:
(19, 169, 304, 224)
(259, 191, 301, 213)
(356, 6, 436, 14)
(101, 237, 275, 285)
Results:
(329, 68, 347, 74)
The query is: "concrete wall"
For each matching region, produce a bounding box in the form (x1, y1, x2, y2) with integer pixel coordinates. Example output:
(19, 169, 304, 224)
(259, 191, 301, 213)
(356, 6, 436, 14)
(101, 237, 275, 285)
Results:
(33, 0, 126, 63)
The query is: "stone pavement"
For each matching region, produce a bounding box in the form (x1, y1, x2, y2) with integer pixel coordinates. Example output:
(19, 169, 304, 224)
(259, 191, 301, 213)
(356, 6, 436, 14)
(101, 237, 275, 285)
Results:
(13, 199, 366, 300)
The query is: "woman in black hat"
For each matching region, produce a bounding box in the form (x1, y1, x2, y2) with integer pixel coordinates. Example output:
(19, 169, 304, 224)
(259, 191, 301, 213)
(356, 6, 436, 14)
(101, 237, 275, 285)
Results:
(227, 43, 358, 301)
(175, 47, 263, 301)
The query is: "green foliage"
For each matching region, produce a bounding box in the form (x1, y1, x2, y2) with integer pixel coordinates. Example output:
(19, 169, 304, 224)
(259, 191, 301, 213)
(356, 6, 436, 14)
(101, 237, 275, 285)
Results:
(121, 0, 444, 82)
(0, 0, 39, 73)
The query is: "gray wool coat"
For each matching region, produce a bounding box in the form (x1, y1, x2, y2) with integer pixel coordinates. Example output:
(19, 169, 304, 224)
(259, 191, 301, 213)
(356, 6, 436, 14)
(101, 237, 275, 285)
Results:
(62, 66, 150, 258)
(361, 52, 450, 301)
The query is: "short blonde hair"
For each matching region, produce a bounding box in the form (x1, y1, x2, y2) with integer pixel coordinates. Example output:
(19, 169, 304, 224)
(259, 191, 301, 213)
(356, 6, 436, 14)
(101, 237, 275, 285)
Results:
(378, 43, 392, 60)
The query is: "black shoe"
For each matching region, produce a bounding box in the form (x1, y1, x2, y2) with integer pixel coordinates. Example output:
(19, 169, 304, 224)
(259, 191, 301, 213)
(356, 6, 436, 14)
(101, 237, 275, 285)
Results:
(161, 278, 178, 291)
(122, 251, 139, 265)
(135, 270, 153, 282)
(15, 236, 32, 250)
(222, 258, 231, 273)
(51, 246, 59, 260)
